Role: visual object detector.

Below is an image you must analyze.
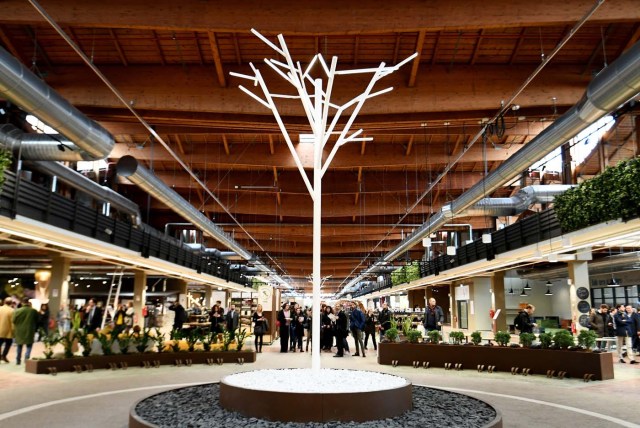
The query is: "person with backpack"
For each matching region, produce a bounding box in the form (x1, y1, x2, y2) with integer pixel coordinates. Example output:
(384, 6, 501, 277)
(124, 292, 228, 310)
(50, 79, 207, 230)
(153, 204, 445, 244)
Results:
(514, 304, 537, 334)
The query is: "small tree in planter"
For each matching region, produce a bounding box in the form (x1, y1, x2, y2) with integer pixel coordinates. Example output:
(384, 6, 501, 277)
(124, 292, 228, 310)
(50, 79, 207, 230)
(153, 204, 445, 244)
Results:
(449, 331, 465, 345)
(577, 329, 598, 350)
(400, 316, 413, 337)
(538, 332, 553, 349)
(41, 330, 61, 359)
(470, 331, 483, 345)
(407, 329, 422, 343)
(427, 330, 442, 344)
(553, 330, 575, 349)
(185, 328, 202, 352)
(385, 327, 399, 342)
(97, 332, 116, 356)
(494, 330, 511, 346)
(235, 328, 249, 351)
(117, 332, 134, 354)
(75, 330, 93, 357)
(519, 332, 536, 348)
(153, 328, 166, 353)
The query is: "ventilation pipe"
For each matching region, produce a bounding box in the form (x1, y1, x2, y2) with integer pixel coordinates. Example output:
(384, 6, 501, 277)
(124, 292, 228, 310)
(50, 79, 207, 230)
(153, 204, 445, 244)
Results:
(0, 124, 87, 161)
(0, 47, 113, 160)
(26, 160, 141, 224)
(340, 40, 640, 296)
(117, 155, 252, 260)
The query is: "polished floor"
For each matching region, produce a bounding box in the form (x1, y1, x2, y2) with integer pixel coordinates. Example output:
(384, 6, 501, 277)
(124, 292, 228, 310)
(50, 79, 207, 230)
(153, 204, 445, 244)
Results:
(0, 339, 639, 428)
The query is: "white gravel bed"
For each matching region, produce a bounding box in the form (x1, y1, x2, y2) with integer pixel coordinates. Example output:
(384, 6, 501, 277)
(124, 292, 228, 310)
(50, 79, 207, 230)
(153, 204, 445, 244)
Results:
(222, 368, 409, 393)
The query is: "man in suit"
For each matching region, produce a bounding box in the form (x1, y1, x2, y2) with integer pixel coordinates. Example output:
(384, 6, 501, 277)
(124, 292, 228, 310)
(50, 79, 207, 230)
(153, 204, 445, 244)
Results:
(378, 302, 391, 341)
(334, 303, 348, 357)
(169, 301, 187, 332)
(12, 297, 38, 365)
(423, 297, 445, 332)
(615, 304, 638, 364)
(225, 304, 239, 340)
(84, 298, 103, 332)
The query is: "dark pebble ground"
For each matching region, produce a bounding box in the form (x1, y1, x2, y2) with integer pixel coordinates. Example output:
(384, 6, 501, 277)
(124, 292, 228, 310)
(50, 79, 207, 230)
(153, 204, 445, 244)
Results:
(134, 383, 498, 427)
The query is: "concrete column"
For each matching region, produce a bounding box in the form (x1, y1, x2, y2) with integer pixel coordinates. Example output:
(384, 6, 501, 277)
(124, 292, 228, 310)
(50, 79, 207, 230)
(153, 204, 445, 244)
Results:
(205, 286, 213, 308)
(567, 257, 591, 333)
(470, 277, 493, 332)
(133, 270, 147, 327)
(46, 256, 71, 321)
(490, 271, 507, 332)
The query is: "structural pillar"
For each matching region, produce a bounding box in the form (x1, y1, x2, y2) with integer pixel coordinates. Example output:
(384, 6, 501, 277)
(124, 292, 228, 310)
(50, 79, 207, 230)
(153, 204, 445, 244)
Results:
(133, 270, 147, 327)
(205, 286, 213, 308)
(567, 254, 591, 333)
(46, 256, 71, 321)
(490, 271, 507, 332)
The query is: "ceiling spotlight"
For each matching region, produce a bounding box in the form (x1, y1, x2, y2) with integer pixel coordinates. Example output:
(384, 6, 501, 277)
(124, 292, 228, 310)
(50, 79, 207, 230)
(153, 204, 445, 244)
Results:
(523, 282, 532, 290)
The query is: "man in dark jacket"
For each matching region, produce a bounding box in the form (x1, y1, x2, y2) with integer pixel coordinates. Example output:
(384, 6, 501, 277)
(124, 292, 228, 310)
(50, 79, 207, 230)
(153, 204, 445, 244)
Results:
(84, 298, 103, 332)
(169, 301, 187, 332)
(378, 302, 391, 341)
(349, 302, 366, 357)
(615, 305, 638, 364)
(225, 304, 239, 340)
(514, 304, 537, 334)
(423, 298, 445, 332)
(334, 304, 348, 357)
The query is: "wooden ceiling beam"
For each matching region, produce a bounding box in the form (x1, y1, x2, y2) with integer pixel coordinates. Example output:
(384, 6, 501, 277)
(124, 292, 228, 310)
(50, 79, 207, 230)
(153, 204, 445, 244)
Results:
(0, 24, 22, 61)
(208, 31, 227, 87)
(408, 29, 425, 87)
(3, 0, 637, 33)
(509, 27, 527, 65)
(232, 32, 242, 65)
(405, 135, 414, 156)
(221, 134, 230, 155)
(108, 29, 128, 66)
(469, 29, 485, 65)
(268, 135, 275, 155)
(353, 35, 359, 66)
(622, 23, 640, 53)
(152, 30, 166, 65)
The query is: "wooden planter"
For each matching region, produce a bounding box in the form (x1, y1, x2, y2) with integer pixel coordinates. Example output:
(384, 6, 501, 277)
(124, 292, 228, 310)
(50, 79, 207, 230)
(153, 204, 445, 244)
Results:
(378, 342, 614, 380)
(25, 350, 256, 374)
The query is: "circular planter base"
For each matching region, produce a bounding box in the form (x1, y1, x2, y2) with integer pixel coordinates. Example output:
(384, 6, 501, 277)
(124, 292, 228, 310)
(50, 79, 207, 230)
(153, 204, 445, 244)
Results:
(220, 369, 411, 422)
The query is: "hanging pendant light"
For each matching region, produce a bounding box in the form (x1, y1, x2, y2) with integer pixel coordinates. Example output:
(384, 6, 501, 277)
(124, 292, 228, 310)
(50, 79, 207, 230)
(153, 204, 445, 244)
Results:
(607, 277, 620, 287)
(508, 287, 514, 295)
(519, 289, 527, 297)
(523, 281, 532, 290)
(545, 280, 553, 287)
(545, 286, 553, 296)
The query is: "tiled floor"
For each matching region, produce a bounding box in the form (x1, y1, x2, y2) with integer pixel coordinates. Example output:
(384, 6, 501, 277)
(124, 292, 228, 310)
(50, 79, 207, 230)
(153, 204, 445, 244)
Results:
(0, 340, 639, 428)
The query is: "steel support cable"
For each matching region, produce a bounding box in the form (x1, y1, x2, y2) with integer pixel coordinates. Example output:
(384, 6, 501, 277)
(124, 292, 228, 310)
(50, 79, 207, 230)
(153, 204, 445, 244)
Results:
(28, 0, 288, 276)
(335, 0, 606, 293)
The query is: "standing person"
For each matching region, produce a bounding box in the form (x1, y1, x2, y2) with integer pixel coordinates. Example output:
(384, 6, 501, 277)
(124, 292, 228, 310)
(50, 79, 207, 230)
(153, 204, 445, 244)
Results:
(168, 300, 187, 333)
(514, 304, 537, 334)
(277, 303, 291, 353)
(112, 304, 127, 336)
(0, 297, 14, 363)
(321, 305, 333, 351)
(349, 302, 366, 357)
(589, 304, 613, 351)
(124, 301, 135, 333)
(304, 308, 312, 352)
(631, 306, 640, 354)
(57, 304, 71, 335)
(615, 305, 638, 364)
(12, 297, 38, 365)
(293, 306, 305, 352)
(333, 304, 348, 357)
(423, 297, 445, 332)
(37, 303, 50, 339)
(364, 308, 378, 352)
(252, 304, 268, 353)
(379, 302, 391, 341)
(225, 304, 239, 340)
(209, 304, 223, 334)
(84, 298, 103, 332)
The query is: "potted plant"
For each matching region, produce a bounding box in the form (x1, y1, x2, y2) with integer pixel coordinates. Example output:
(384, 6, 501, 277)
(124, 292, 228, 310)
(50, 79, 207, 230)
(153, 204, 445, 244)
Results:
(519, 332, 536, 348)
(41, 330, 61, 359)
(97, 331, 116, 355)
(449, 331, 465, 345)
(470, 331, 482, 345)
(117, 332, 134, 355)
(385, 327, 399, 342)
(553, 330, 575, 349)
(235, 328, 249, 351)
(538, 332, 553, 349)
(407, 329, 422, 343)
(427, 329, 442, 344)
(577, 329, 598, 350)
(400, 316, 413, 337)
(494, 330, 511, 346)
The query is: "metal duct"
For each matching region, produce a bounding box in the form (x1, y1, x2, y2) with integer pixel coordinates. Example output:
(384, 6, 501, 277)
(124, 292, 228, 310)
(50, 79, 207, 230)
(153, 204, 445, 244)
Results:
(460, 185, 573, 217)
(0, 47, 114, 160)
(117, 155, 252, 260)
(27, 160, 140, 223)
(0, 124, 87, 161)
(341, 40, 640, 295)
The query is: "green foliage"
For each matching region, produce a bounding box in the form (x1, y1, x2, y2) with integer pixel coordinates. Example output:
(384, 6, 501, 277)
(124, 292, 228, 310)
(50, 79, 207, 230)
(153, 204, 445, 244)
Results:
(42, 329, 61, 359)
(553, 330, 575, 349)
(153, 328, 165, 353)
(0, 149, 12, 190)
(390, 261, 421, 286)
(71, 312, 82, 331)
(117, 332, 133, 355)
(133, 328, 154, 353)
(385, 327, 399, 342)
(407, 329, 422, 343)
(427, 329, 442, 344)
(494, 330, 511, 346)
(519, 332, 536, 347)
(554, 157, 640, 232)
(449, 330, 465, 345)
(75, 329, 92, 357)
(185, 328, 202, 352)
(235, 328, 248, 351)
(401, 316, 413, 336)
(221, 329, 233, 351)
(60, 330, 77, 358)
(538, 332, 553, 349)
(97, 332, 115, 356)
(577, 329, 598, 349)
(470, 331, 483, 345)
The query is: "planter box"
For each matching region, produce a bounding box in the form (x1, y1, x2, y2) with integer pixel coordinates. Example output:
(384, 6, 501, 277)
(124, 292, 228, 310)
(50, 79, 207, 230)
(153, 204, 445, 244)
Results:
(25, 350, 256, 375)
(378, 342, 613, 380)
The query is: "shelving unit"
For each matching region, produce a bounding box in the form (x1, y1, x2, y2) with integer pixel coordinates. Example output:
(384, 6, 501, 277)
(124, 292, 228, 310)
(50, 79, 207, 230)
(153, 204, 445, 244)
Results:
(230, 291, 257, 333)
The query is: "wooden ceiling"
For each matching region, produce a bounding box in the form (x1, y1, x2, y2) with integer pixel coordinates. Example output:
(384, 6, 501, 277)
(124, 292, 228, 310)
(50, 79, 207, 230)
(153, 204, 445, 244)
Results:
(1, 0, 639, 292)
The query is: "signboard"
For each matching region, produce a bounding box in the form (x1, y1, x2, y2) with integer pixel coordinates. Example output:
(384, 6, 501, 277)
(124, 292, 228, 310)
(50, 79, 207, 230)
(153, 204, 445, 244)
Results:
(454, 285, 470, 301)
(258, 285, 273, 311)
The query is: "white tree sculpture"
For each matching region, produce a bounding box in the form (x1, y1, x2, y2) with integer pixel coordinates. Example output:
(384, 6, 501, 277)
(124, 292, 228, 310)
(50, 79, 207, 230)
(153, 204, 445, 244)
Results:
(232, 29, 416, 370)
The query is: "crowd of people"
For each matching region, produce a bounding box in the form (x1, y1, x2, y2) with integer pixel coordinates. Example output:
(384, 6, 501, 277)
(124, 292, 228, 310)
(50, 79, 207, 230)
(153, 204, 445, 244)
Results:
(588, 303, 640, 363)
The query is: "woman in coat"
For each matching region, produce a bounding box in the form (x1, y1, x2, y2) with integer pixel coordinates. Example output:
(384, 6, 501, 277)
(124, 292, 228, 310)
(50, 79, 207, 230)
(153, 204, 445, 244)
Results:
(209, 304, 223, 334)
(252, 304, 267, 353)
(292, 307, 306, 352)
(277, 303, 291, 353)
(364, 308, 378, 351)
